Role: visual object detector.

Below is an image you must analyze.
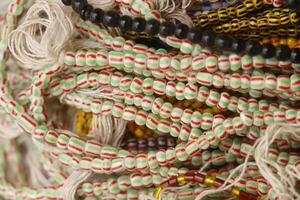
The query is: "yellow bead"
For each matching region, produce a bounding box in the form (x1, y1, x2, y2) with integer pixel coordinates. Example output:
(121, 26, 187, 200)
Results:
(177, 175, 186, 185)
(212, 107, 221, 114)
(134, 128, 144, 138)
(154, 187, 162, 199)
(204, 174, 216, 186)
(231, 187, 240, 196)
(287, 38, 296, 48)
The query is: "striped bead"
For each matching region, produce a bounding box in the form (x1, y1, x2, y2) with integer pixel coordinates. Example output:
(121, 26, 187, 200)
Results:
(205, 56, 218, 72)
(192, 56, 205, 71)
(68, 137, 85, 154)
(64, 52, 76, 65)
(75, 50, 86, 66)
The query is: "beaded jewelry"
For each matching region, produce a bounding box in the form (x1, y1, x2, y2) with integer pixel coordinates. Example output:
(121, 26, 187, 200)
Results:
(0, 0, 300, 199)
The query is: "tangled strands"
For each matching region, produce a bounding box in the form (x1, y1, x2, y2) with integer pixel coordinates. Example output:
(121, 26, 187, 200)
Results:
(1, 0, 300, 199)
(8, 0, 74, 69)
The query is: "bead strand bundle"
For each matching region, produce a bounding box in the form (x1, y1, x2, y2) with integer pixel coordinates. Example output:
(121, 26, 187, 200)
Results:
(0, 0, 300, 200)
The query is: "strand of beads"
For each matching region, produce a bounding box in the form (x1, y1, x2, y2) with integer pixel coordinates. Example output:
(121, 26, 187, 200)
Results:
(192, 0, 265, 27)
(213, 8, 299, 34)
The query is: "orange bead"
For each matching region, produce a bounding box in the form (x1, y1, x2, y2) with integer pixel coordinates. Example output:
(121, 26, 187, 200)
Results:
(279, 38, 287, 45)
(271, 37, 280, 46)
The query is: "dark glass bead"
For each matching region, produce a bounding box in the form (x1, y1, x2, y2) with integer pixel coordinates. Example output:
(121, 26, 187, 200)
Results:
(80, 4, 92, 20)
(261, 44, 276, 58)
(157, 136, 166, 148)
(137, 138, 147, 151)
(297, 9, 300, 17)
(119, 15, 132, 32)
(62, 0, 72, 6)
(200, 30, 215, 47)
(276, 45, 291, 61)
(174, 23, 189, 39)
(103, 11, 120, 27)
(132, 17, 146, 32)
(187, 27, 202, 43)
(127, 138, 137, 148)
(231, 38, 246, 53)
(72, 0, 87, 13)
(286, 0, 300, 8)
(145, 19, 160, 36)
(90, 8, 104, 23)
(147, 137, 157, 148)
(291, 48, 300, 63)
(215, 34, 233, 51)
(159, 21, 175, 36)
(166, 137, 176, 147)
(245, 40, 261, 56)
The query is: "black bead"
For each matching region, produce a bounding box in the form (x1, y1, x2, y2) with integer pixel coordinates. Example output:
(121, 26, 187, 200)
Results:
(231, 38, 246, 53)
(261, 44, 276, 58)
(276, 45, 291, 61)
(285, 0, 300, 8)
(215, 34, 233, 51)
(200, 30, 215, 47)
(145, 19, 160, 36)
(291, 48, 300, 63)
(132, 17, 146, 32)
(119, 15, 132, 31)
(137, 138, 147, 150)
(166, 137, 176, 147)
(103, 11, 120, 27)
(90, 8, 104, 23)
(72, 0, 87, 13)
(80, 4, 92, 20)
(62, 0, 72, 6)
(245, 40, 261, 56)
(159, 21, 175, 36)
(187, 27, 202, 43)
(127, 138, 137, 148)
(147, 137, 157, 148)
(174, 23, 189, 39)
(157, 136, 166, 148)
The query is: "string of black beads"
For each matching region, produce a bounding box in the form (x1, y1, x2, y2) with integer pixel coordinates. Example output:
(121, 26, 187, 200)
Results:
(62, 0, 300, 63)
(120, 136, 177, 152)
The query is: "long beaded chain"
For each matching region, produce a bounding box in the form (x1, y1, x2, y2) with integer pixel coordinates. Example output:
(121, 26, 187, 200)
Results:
(0, 0, 300, 199)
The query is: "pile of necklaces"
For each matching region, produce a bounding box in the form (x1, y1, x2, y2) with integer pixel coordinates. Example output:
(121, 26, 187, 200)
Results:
(0, 0, 300, 199)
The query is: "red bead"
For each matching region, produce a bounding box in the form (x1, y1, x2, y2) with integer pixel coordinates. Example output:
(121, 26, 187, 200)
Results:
(239, 190, 259, 200)
(194, 173, 205, 183)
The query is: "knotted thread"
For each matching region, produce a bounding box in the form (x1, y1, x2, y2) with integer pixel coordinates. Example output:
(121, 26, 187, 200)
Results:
(8, 0, 73, 70)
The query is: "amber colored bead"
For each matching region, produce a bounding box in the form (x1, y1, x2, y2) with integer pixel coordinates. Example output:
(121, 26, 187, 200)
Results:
(134, 128, 144, 138)
(287, 38, 297, 48)
(279, 39, 287, 45)
(231, 187, 241, 196)
(204, 174, 216, 186)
